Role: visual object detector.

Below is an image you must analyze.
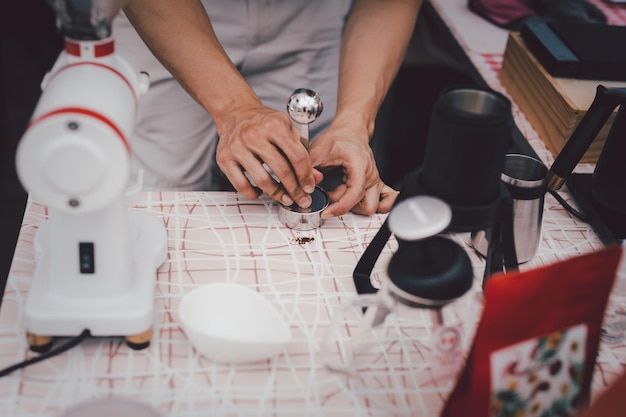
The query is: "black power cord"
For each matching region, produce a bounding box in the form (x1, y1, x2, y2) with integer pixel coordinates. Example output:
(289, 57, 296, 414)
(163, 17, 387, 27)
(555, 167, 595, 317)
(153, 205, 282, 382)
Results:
(548, 189, 589, 222)
(0, 330, 90, 378)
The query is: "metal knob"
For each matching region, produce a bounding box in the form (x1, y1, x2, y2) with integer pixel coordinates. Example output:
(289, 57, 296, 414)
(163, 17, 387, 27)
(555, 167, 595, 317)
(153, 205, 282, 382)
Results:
(286, 89, 323, 145)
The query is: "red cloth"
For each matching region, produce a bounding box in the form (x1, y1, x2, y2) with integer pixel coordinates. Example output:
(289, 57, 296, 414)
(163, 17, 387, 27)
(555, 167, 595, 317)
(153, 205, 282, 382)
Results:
(469, 0, 537, 28)
(469, 0, 607, 30)
(440, 245, 623, 417)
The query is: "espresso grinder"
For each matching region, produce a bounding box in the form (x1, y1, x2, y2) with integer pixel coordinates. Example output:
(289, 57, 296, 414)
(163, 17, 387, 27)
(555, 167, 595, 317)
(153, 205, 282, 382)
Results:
(15, 0, 167, 352)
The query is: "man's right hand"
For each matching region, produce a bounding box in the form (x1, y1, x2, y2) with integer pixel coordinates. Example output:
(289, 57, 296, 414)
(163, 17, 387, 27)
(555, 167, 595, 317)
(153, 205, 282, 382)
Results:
(215, 105, 321, 209)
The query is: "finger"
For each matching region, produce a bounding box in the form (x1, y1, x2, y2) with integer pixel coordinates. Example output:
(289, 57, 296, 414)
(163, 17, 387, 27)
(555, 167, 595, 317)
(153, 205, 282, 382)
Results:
(377, 184, 399, 213)
(313, 167, 324, 185)
(224, 163, 263, 201)
(321, 181, 364, 219)
(350, 185, 381, 216)
(265, 120, 316, 196)
(325, 183, 347, 204)
(264, 146, 313, 208)
(281, 141, 316, 194)
(223, 154, 295, 206)
(236, 142, 291, 202)
(245, 158, 299, 207)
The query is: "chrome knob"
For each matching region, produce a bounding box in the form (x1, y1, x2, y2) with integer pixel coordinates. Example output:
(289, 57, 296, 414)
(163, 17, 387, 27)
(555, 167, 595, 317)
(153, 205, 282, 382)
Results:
(287, 88, 323, 126)
(287, 89, 323, 148)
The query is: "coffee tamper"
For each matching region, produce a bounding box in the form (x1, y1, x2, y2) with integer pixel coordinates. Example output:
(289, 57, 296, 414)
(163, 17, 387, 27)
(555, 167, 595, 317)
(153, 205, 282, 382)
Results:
(278, 89, 329, 231)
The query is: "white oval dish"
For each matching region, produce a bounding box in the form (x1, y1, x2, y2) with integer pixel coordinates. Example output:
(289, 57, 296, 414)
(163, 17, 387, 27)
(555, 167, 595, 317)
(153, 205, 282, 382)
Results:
(178, 283, 292, 363)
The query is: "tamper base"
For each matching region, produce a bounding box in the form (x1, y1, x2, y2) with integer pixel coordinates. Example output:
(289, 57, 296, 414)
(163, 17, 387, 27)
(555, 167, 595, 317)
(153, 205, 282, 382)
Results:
(278, 187, 329, 231)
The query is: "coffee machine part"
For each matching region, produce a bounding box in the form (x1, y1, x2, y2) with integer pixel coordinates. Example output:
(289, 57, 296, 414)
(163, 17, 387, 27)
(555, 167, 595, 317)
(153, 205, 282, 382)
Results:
(387, 195, 452, 241)
(543, 85, 626, 244)
(384, 195, 473, 316)
(277, 186, 329, 231)
(278, 89, 329, 230)
(420, 86, 513, 208)
(591, 104, 626, 213)
(321, 200, 474, 374)
(351, 86, 518, 298)
(385, 237, 474, 310)
(546, 85, 626, 193)
(286, 88, 323, 148)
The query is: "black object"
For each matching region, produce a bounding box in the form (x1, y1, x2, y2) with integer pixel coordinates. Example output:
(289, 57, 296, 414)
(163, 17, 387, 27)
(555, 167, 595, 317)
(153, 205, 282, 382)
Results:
(79, 242, 95, 274)
(533, 0, 606, 25)
(521, 19, 626, 81)
(352, 171, 518, 295)
(0, 330, 90, 377)
(546, 86, 626, 192)
(592, 105, 626, 213)
(420, 85, 513, 209)
(567, 174, 626, 245)
(546, 85, 626, 245)
(353, 85, 520, 296)
(387, 237, 474, 307)
(353, 219, 391, 295)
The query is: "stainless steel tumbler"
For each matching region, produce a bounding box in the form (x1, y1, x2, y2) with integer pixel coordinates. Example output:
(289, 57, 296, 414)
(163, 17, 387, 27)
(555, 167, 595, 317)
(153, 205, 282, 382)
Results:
(472, 153, 548, 264)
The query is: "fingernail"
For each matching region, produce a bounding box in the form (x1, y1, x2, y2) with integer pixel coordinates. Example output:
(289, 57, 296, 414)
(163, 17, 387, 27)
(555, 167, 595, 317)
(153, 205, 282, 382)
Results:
(298, 195, 312, 208)
(303, 184, 315, 194)
(282, 195, 294, 206)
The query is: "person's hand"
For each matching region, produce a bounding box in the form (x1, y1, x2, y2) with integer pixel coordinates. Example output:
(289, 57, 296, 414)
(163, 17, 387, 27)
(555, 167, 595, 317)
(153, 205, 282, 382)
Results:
(215, 104, 321, 208)
(309, 121, 398, 219)
(351, 181, 398, 216)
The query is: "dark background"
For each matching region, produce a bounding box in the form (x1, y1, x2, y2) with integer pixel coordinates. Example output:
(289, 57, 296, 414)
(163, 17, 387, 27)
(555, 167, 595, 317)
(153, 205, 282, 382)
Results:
(0, 1, 473, 300)
(1, 1, 64, 297)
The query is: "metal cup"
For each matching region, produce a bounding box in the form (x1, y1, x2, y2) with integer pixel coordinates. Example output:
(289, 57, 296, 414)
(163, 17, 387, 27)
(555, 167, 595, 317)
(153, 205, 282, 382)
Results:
(472, 153, 548, 264)
(277, 186, 329, 231)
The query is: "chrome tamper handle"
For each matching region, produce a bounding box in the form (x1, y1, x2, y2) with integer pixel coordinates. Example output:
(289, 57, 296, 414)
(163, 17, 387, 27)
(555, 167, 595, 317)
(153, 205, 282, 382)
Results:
(286, 88, 323, 149)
